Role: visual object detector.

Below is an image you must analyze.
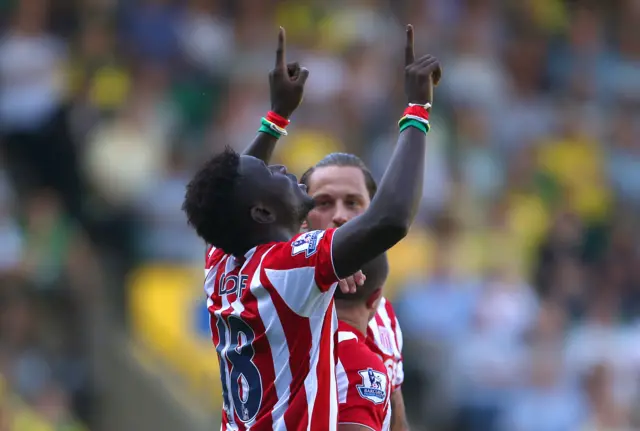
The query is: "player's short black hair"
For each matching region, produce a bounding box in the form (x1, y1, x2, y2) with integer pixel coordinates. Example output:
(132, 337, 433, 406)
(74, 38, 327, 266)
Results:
(335, 253, 389, 303)
(300, 153, 377, 199)
(182, 147, 246, 255)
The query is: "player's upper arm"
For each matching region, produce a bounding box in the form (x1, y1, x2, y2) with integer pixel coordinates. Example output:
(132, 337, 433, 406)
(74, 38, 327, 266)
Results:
(337, 349, 388, 431)
(339, 424, 377, 431)
(339, 403, 383, 431)
(262, 229, 339, 290)
(331, 211, 408, 280)
(260, 229, 340, 315)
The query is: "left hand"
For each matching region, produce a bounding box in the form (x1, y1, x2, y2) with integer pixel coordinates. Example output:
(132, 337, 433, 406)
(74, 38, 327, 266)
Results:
(269, 27, 309, 119)
(338, 271, 366, 294)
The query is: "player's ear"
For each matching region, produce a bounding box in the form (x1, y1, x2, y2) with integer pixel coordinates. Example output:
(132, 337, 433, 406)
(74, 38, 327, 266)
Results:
(251, 205, 276, 224)
(366, 288, 382, 310)
(300, 220, 309, 232)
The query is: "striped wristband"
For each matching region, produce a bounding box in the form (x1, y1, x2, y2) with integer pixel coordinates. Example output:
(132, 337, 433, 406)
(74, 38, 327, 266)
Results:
(398, 104, 430, 133)
(259, 111, 290, 138)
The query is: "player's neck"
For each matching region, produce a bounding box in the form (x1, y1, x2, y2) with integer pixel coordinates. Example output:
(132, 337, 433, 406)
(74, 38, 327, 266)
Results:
(251, 226, 299, 248)
(336, 308, 368, 336)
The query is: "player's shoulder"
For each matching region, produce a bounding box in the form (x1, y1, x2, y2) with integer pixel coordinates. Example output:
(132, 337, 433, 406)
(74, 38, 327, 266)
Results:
(339, 334, 384, 371)
(378, 296, 399, 320)
(261, 229, 336, 268)
(339, 343, 389, 407)
(205, 245, 227, 269)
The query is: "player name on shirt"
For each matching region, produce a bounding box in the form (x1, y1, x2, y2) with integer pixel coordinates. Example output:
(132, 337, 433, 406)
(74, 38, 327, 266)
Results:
(205, 229, 341, 431)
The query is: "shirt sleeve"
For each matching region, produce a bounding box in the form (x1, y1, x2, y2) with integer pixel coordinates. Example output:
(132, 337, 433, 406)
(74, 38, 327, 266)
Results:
(392, 316, 404, 389)
(337, 346, 388, 431)
(205, 245, 224, 271)
(339, 402, 383, 431)
(261, 229, 340, 292)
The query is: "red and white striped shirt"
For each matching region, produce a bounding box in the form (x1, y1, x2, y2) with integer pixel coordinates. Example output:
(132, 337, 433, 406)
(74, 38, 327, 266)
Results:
(204, 229, 340, 431)
(336, 321, 392, 431)
(366, 297, 404, 392)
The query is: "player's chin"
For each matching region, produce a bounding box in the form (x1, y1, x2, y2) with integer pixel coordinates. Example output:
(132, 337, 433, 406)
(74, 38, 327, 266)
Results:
(296, 194, 316, 221)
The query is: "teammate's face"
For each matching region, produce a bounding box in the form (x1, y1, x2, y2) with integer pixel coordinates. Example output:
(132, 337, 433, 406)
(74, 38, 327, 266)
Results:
(239, 155, 314, 231)
(368, 294, 382, 322)
(305, 166, 371, 230)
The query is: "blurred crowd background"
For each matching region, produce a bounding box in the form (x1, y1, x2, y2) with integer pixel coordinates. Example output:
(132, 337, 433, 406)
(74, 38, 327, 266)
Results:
(0, 0, 640, 429)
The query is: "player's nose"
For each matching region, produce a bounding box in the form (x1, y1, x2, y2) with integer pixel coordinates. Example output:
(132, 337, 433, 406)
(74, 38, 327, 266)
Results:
(332, 214, 348, 227)
(269, 165, 287, 175)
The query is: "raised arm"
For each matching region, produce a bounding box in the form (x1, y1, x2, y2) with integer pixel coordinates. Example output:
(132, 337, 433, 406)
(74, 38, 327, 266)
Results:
(243, 27, 309, 162)
(332, 25, 442, 279)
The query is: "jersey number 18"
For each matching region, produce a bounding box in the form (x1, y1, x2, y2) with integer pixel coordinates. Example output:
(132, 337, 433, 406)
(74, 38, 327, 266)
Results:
(216, 315, 263, 422)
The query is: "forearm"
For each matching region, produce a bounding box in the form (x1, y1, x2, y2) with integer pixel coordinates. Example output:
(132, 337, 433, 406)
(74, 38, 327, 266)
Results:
(331, 126, 426, 278)
(390, 390, 410, 431)
(242, 131, 279, 163)
(370, 126, 425, 230)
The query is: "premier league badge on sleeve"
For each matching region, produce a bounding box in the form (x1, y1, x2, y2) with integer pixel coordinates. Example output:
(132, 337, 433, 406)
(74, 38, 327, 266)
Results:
(291, 230, 324, 258)
(356, 368, 388, 404)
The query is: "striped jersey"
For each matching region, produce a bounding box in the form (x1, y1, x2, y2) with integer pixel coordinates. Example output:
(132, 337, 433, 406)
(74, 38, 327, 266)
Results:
(336, 321, 392, 431)
(366, 297, 404, 392)
(204, 229, 340, 431)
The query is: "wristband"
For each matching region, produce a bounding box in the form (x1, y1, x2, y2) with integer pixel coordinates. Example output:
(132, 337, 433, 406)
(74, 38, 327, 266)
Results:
(398, 103, 430, 133)
(408, 102, 432, 110)
(399, 119, 428, 134)
(265, 111, 290, 129)
(402, 105, 430, 122)
(260, 116, 288, 138)
(258, 124, 281, 138)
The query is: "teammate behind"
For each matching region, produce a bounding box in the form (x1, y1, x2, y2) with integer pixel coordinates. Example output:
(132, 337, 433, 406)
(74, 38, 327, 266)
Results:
(183, 26, 440, 430)
(336, 254, 392, 431)
(301, 156, 409, 430)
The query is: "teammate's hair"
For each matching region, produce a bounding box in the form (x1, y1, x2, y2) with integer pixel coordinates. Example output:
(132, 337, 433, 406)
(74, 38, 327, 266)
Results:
(335, 253, 389, 303)
(182, 147, 245, 254)
(300, 153, 377, 199)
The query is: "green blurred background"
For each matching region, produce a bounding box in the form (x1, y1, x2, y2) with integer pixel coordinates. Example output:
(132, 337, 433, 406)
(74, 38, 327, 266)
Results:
(0, 0, 640, 429)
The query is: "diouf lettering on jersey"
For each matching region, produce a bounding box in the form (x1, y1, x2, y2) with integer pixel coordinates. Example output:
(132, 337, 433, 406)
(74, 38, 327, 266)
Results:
(356, 368, 388, 404)
(291, 230, 324, 258)
(204, 228, 341, 430)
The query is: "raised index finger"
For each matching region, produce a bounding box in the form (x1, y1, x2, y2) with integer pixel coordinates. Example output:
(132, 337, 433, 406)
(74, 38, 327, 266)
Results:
(405, 24, 415, 66)
(275, 27, 286, 69)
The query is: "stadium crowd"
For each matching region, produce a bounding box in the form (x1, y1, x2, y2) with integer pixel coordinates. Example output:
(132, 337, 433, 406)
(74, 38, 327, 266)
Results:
(0, 0, 639, 429)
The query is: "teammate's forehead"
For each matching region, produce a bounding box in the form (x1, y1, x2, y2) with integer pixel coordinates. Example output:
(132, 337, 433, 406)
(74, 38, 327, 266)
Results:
(308, 165, 369, 196)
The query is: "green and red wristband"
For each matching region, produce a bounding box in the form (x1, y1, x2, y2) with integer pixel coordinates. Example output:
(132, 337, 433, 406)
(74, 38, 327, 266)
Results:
(259, 111, 290, 139)
(398, 103, 431, 134)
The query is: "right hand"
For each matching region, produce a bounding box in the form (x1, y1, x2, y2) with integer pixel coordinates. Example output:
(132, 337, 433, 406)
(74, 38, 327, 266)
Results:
(269, 27, 309, 119)
(338, 271, 366, 294)
(404, 25, 442, 107)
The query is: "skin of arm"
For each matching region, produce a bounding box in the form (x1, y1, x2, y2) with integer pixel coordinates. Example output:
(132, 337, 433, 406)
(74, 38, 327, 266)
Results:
(243, 28, 307, 163)
(331, 126, 426, 279)
(242, 131, 279, 162)
(331, 26, 440, 280)
(391, 390, 410, 431)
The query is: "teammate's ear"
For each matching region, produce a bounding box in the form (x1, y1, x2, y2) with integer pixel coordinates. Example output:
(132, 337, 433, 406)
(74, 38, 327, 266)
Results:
(251, 205, 276, 224)
(301, 220, 309, 232)
(366, 288, 382, 310)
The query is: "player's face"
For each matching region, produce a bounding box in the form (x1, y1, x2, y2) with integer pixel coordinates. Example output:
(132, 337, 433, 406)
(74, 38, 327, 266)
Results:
(239, 155, 314, 230)
(305, 166, 371, 230)
(367, 293, 383, 322)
